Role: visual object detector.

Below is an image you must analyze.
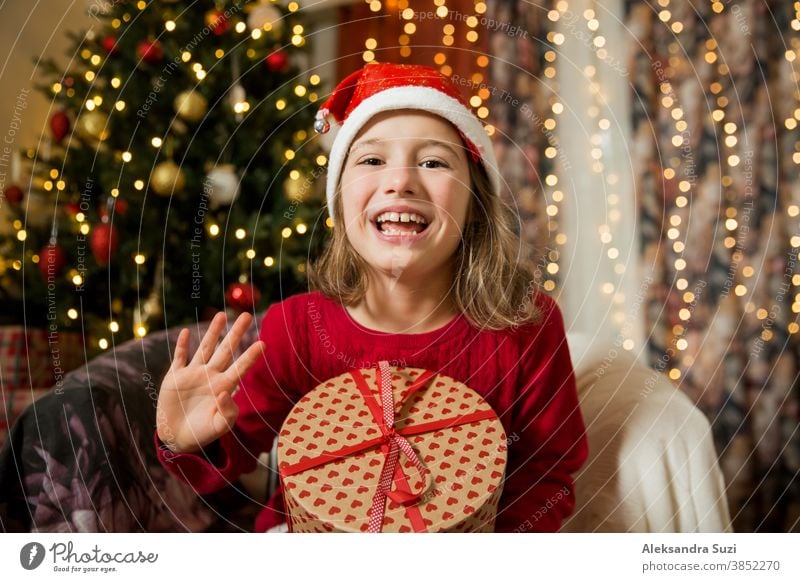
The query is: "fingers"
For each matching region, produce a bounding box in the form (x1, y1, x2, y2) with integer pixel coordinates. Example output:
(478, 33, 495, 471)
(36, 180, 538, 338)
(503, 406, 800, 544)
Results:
(223, 340, 266, 385)
(207, 312, 253, 371)
(171, 328, 190, 370)
(211, 391, 239, 435)
(191, 312, 227, 366)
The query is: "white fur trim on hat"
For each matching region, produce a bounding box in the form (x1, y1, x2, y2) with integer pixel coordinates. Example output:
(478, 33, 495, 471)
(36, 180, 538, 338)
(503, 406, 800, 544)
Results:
(325, 85, 501, 217)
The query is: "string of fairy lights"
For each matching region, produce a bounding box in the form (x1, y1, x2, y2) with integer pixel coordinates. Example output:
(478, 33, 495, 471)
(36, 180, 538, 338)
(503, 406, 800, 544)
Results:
(7, 0, 329, 347)
(654, 0, 705, 381)
(788, 2, 800, 332)
(547, 3, 635, 350)
(541, 5, 565, 295)
(653, 0, 800, 383)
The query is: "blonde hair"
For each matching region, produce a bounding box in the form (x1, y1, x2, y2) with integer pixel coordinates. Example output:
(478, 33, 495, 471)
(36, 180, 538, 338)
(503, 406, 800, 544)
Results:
(307, 153, 541, 331)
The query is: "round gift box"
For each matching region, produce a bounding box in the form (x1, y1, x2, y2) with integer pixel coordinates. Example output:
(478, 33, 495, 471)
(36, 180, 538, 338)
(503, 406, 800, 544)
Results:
(278, 363, 508, 532)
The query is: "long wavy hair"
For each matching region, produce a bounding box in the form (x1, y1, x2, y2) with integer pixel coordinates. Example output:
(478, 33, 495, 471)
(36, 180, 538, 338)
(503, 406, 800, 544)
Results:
(307, 150, 541, 331)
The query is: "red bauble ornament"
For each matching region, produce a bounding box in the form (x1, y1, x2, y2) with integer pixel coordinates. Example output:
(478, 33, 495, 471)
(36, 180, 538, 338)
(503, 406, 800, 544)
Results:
(3, 184, 24, 205)
(114, 198, 129, 216)
(225, 282, 262, 312)
(49, 111, 71, 144)
(137, 39, 164, 64)
(100, 198, 129, 219)
(265, 50, 289, 73)
(39, 244, 66, 279)
(101, 36, 118, 55)
(90, 223, 119, 267)
(65, 202, 80, 216)
(205, 9, 230, 36)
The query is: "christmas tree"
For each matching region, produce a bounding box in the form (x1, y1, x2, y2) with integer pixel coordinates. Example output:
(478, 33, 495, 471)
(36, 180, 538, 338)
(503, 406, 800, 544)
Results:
(0, 0, 328, 354)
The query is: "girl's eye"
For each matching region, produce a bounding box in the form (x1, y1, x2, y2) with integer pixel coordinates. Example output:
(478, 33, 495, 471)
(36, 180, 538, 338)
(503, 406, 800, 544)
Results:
(358, 157, 383, 166)
(421, 159, 448, 169)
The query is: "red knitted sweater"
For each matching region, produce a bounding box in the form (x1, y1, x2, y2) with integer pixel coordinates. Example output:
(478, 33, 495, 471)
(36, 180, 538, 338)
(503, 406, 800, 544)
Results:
(156, 290, 588, 532)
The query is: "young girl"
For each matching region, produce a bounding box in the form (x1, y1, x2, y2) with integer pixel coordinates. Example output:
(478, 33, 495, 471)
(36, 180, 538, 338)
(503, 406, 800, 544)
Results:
(156, 62, 588, 533)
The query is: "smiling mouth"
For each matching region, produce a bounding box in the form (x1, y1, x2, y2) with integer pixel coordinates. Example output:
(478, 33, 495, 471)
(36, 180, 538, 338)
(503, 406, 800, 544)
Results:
(373, 213, 430, 236)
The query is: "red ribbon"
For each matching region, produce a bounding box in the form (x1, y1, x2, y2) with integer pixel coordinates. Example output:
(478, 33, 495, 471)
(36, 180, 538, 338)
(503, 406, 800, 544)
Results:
(365, 361, 431, 532)
(280, 361, 498, 532)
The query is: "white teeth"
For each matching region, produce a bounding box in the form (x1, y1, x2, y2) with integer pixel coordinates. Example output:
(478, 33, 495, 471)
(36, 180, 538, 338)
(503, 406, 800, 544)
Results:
(381, 228, 421, 236)
(375, 211, 428, 225)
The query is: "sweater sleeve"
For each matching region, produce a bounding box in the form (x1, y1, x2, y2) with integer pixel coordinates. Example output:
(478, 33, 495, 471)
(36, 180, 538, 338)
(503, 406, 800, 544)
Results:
(155, 300, 304, 494)
(494, 294, 589, 532)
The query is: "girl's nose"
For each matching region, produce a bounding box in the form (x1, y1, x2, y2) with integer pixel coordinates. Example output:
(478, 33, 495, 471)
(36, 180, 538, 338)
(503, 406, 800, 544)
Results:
(380, 163, 418, 195)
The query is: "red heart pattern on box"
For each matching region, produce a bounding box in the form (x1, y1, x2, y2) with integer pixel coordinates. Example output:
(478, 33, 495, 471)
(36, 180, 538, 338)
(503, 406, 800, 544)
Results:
(278, 365, 507, 532)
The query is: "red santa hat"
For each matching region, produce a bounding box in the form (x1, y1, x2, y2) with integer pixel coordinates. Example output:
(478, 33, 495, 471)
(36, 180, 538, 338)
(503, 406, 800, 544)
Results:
(314, 62, 501, 217)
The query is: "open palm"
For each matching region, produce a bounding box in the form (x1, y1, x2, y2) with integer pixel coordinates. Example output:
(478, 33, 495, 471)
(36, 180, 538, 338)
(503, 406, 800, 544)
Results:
(156, 312, 265, 454)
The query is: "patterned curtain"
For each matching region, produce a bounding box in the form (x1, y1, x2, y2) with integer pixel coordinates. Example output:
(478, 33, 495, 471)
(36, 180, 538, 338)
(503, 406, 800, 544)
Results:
(488, 0, 800, 531)
(623, 0, 800, 532)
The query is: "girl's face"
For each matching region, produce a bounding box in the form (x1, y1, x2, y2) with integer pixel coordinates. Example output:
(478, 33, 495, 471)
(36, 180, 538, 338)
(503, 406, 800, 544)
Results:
(339, 110, 472, 283)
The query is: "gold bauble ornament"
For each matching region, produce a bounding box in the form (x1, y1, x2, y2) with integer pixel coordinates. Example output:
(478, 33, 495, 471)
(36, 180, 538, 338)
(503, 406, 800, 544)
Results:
(75, 111, 110, 141)
(151, 160, 186, 196)
(284, 176, 305, 202)
(174, 90, 208, 123)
